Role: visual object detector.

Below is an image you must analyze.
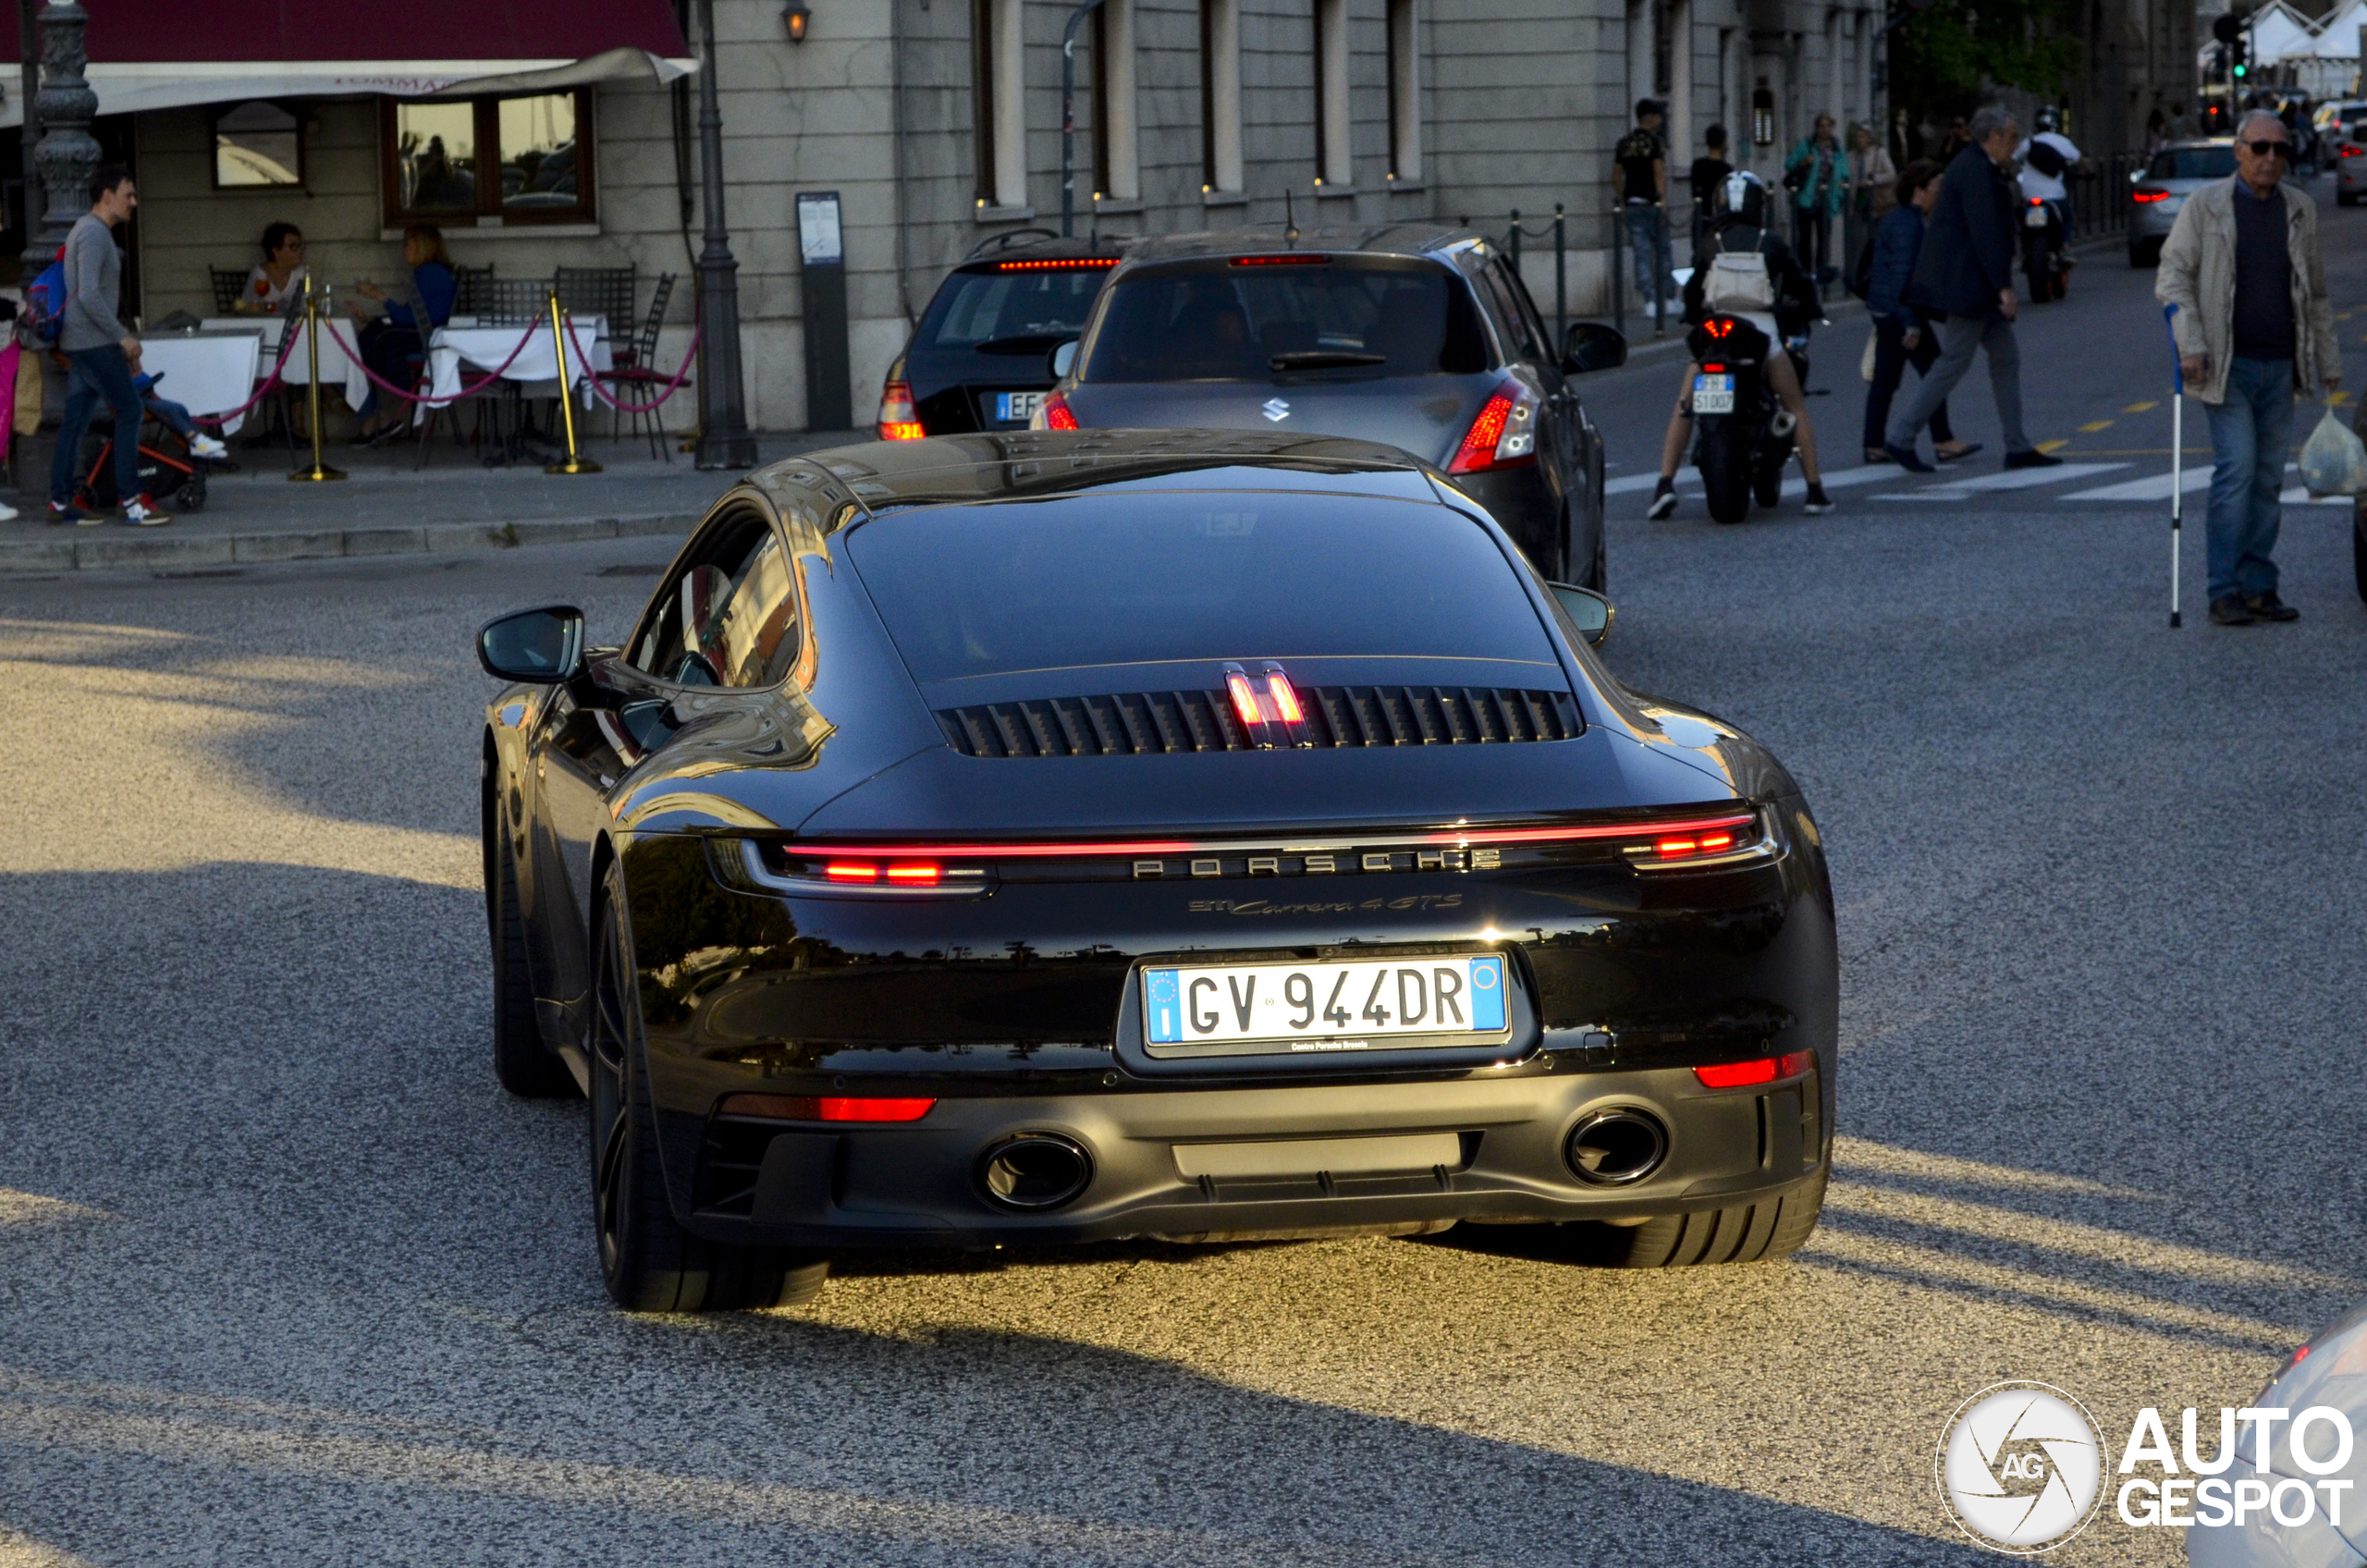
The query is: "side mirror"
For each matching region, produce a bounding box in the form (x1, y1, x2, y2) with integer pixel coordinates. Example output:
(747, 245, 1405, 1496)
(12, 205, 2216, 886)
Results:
(1546, 582, 1613, 648)
(1049, 338, 1079, 379)
(1561, 321, 1628, 374)
(478, 605, 585, 682)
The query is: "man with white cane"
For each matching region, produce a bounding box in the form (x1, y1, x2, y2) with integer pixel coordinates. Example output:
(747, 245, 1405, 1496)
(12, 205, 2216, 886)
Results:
(2155, 109, 2340, 625)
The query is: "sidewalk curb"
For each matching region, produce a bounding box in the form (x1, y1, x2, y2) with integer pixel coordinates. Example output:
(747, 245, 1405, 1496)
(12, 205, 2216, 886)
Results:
(0, 509, 702, 575)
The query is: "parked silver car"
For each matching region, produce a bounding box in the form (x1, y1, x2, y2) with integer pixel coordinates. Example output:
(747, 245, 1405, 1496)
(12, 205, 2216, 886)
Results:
(2128, 140, 2238, 267)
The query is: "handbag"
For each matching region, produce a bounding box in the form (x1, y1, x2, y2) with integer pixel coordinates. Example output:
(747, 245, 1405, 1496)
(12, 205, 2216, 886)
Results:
(1859, 329, 1879, 384)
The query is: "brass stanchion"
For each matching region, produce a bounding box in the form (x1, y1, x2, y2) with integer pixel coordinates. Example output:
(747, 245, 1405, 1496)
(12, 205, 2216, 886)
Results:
(544, 288, 602, 475)
(288, 275, 345, 482)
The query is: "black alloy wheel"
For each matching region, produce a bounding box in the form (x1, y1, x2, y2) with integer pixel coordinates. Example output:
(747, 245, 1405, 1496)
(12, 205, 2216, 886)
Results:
(489, 823, 575, 1098)
(589, 872, 828, 1312)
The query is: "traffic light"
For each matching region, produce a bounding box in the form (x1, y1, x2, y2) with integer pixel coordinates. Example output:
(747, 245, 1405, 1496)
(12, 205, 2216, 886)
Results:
(2233, 37, 2249, 78)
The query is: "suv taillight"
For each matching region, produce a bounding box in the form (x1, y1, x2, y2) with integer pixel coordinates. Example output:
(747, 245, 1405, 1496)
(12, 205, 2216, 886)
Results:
(877, 380, 923, 440)
(2131, 185, 2170, 202)
(1447, 378, 1540, 473)
(1032, 391, 1080, 431)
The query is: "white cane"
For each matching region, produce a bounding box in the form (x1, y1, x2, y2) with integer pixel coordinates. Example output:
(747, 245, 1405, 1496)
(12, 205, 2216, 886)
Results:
(2163, 302, 2184, 630)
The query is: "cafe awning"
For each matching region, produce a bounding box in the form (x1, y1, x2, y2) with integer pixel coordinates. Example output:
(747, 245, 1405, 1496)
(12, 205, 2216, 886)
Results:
(0, 0, 694, 128)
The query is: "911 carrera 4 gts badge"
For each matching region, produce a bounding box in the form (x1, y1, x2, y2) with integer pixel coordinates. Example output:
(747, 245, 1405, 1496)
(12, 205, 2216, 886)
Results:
(1261, 398, 1290, 422)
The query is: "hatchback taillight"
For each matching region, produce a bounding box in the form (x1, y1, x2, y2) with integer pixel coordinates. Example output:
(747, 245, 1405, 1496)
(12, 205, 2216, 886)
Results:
(1447, 378, 1539, 473)
(877, 379, 923, 440)
(1034, 391, 1080, 431)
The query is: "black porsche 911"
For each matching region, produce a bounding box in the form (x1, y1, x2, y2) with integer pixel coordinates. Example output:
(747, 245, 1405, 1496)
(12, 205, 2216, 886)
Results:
(478, 430, 1836, 1312)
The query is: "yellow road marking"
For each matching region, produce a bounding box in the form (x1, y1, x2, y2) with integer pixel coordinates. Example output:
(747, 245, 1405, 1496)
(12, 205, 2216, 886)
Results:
(2036, 438, 2070, 453)
(2123, 400, 2158, 412)
(2078, 420, 2114, 432)
(2333, 390, 2354, 407)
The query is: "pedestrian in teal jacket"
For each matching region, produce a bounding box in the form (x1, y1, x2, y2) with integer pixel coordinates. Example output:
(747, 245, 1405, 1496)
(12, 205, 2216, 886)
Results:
(1784, 115, 1849, 277)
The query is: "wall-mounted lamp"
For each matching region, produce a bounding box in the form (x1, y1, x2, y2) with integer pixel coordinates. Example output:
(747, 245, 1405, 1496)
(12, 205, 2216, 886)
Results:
(783, 2, 812, 42)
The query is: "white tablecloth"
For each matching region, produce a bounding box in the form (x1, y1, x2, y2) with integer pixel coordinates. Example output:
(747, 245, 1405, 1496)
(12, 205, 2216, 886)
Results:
(424, 316, 611, 406)
(138, 331, 264, 436)
(202, 314, 369, 411)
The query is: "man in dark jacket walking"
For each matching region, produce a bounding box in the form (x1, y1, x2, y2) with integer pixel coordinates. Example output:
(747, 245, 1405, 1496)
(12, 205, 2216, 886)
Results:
(1882, 104, 2061, 472)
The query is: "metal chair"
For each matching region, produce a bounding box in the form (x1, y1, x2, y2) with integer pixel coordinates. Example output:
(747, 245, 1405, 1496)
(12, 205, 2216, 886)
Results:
(596, 272, 681, 461)
(556, 265, 635, 335)
(209, 266, 251, 313)
(472, 277, 554, 326)
(451, 263, 497, 315)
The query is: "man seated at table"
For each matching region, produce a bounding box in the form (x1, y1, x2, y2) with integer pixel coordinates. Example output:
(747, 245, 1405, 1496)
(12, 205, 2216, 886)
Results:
(240, 222, 305, 313)
(347, 222, 457, 445)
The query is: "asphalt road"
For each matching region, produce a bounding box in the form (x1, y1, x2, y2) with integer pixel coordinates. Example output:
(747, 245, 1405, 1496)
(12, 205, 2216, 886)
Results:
(4, 188, 2367, 1566)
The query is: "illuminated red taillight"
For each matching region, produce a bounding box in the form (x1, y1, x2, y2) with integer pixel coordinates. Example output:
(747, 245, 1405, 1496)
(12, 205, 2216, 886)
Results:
(1225, 670, 1262, 729)
(2131, 186, 2170, 202)
(1448, 378, 1539, 474)
(2344, 145, 2364, 158)
(1693, 1049, 1814, 1089)
(2028, 197, 2043, 206)
(825, 862, 880, 883)
(877, 379, 923, 440)
(993, 257, 1119, 271)
(1229, 253, 1331, 266)
(719, 1094, 938, 1122)
(1041, 391, 1079, 431)
(883, 863, 942, 886)
(1266, 670, 1304, 724)
(1701, 362, 1725, 374)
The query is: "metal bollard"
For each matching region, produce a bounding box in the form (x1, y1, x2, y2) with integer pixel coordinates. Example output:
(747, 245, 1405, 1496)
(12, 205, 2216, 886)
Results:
(545, 288, 603, 476)
(1611, 207, 1625, 327)
(288, 274, 345, 483)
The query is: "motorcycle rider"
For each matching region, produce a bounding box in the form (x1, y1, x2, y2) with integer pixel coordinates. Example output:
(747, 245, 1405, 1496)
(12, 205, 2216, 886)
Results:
(2017, 106, 2083, 294)
(1646, 170, 1833, 519)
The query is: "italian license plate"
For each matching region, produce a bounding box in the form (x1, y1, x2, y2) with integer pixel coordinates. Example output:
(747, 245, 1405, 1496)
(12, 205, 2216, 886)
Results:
(994, 391, 1043, 423)
(2025, 205, 2051, 228)
(1141, 955, 1509, 1055)
(1692, 374, 1735, 414)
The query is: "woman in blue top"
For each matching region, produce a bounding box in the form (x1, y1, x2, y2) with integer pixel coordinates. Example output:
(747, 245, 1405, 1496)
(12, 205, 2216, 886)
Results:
(1860, 161, 1978, 465)
(350, 223, 458, 443)
(1784, 115, 1849, 278)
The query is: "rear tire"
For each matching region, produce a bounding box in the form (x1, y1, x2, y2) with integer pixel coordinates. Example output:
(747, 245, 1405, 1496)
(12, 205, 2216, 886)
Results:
(176, 469, 207, 511)
(489, 825, 574, 1099)
(1751, 454, 1784, 509)
(590, 874, 828, 1312)
(1592, 1170, 1826, 1267)
(1696, 422, 1751, 524)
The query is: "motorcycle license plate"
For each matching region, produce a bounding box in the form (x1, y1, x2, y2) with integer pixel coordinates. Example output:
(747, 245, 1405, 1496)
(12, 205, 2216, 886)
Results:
(1692, 374, 1735, 414)
(2025, 205, 2050, 228)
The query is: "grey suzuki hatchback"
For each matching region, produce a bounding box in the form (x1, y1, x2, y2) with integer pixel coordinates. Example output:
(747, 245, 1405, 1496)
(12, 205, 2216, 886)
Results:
(1035, 226, 1626, 588)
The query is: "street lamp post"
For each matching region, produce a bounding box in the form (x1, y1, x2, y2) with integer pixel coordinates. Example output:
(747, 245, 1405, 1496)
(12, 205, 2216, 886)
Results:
(1059, 0, 1104, 237)
(692, 0, 757, 469)
(27, 0, 92, 263)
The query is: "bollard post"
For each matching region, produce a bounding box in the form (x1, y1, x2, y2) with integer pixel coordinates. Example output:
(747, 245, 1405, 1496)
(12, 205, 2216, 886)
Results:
(1611, 207, 1625, 327)
(545, 287, 603, 475)
(1652, 202, 1666, 337)
(288, 275, 345, 483)
(1507, 208, 1521, 278)
(1553, 203, 1566, 348)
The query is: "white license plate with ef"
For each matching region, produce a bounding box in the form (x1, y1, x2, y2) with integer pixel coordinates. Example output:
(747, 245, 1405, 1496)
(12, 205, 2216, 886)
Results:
(1692, 374, 1735, 415)
(994, 391, 1044, 423)
(1141, 955, 1509, 1055)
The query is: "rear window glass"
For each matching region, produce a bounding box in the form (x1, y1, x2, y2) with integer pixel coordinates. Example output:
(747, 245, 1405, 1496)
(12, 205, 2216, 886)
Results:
(920, 265, 1109, 352)
(845, 492, 1555, 683)
(2149, 147, 2236, 179)
(1081, 259, 1489, 383)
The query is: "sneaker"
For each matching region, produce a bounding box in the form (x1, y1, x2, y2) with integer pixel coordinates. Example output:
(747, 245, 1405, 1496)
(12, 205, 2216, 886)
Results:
(49, 498, 103, 528)
(1645, 477, 1678, 521)
(2004, 447, 2064, 470)
(2208, 594, 2256, 626)
(1934, 441, 1984, 464)
(188, 434, 229, 460)
(1883, 443, 1936, 473)
(118, 495, 173, 528)
(1802, 484, 1834, 515)
(2244, 590, 2300, 622)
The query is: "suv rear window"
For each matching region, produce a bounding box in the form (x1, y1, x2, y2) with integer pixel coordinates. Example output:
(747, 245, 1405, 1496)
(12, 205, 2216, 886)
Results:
(2148, 147, 2236, 179)
(1081, 258, 1489, 383)
(846, 492, 1554, 683)
(919, 265, 1109, 353)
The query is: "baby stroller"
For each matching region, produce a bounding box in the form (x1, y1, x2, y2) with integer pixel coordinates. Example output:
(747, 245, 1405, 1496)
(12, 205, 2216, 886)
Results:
(72, 372, 222, 513)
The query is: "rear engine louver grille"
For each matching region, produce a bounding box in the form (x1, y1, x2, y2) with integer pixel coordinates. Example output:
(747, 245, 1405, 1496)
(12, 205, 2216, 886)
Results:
(938, 687, 1581, 758)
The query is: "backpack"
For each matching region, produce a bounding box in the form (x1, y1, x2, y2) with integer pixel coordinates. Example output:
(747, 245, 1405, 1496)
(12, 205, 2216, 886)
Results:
(23, 247, 66, 346)
(1702, 233, 1776, 312)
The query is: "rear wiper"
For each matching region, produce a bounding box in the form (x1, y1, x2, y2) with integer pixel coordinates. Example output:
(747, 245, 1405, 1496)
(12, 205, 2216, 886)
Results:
(1269, 350, 1387, 370)
(974, 334, 1067, 354)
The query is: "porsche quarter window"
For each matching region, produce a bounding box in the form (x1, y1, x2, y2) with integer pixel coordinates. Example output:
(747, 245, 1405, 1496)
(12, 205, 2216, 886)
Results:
(633, 514, 803, 689)
(844, 492, 1559, 683)
(1081, 259, 1488, 383)
(1478, 259, 1544, 362)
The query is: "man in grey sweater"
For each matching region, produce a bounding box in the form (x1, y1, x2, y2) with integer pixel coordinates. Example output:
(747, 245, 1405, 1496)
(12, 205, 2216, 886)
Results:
(48, 165, 169, 526)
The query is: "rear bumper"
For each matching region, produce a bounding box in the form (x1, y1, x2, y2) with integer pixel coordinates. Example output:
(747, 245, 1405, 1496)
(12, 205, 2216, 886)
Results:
(678, 1060, 1828, 1250)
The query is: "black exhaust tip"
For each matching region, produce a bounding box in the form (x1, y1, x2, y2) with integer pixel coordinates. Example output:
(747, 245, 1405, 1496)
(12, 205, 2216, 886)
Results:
(1565, 1109, 1668, 1186)
(976, 1133, 1093, 1211)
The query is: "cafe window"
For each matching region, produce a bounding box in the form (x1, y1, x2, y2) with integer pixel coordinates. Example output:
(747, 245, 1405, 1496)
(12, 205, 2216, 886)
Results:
(381, 91, 595, 227)
(215, 101, 303, 189)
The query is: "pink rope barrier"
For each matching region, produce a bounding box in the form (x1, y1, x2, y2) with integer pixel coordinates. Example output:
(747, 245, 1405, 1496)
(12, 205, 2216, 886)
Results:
(190, 324, 304, 429)
(566, 316, 701, 413)
(322, 312, 550, 407)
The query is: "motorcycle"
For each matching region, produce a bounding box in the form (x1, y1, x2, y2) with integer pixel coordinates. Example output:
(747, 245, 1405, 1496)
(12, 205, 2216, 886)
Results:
(2020, 196, 2072, 302)
(1685, 312, 1807, 525)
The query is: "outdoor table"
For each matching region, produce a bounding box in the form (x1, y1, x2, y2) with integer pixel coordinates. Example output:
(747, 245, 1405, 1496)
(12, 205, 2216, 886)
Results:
(139, 329, 264, 436)
(202, 314, 369, 412)
(423, 316, 612, 409)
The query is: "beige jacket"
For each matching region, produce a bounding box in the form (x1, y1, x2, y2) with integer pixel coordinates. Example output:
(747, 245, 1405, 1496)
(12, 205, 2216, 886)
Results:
(2155, 176, 2339, 405)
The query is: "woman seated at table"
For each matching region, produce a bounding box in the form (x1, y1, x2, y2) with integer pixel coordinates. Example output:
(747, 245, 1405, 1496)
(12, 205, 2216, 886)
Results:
(348, 223, 458, 444)
(240, 222, 306, 313)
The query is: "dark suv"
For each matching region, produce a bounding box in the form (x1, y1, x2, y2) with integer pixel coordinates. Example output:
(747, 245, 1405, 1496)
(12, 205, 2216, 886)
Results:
(1034, 226, 1625, 586)
(876, 232, 1127, 439)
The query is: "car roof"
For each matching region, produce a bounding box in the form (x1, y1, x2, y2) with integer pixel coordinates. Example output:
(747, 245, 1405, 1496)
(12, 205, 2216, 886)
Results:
(1114, 224, 1487, 268)
(747, 429, 1444, 522)
(954, 231, 1134, 270)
